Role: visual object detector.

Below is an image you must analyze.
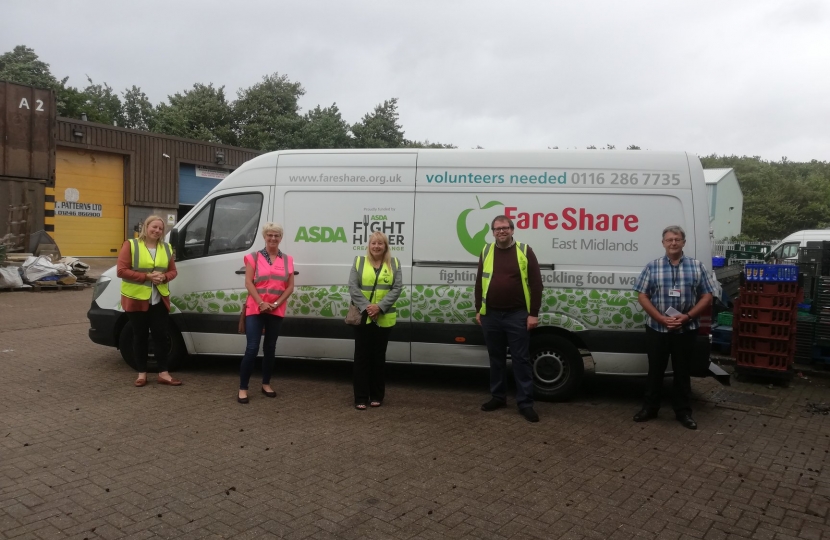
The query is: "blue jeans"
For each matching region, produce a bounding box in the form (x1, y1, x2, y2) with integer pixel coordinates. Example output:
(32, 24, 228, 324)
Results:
(239, 314, 283, 390)
(480, 309, 534, 409)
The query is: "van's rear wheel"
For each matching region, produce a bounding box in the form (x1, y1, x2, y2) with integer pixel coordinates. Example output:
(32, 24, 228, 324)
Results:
(118, 321, 186, 372)
(530, 335, 584, 402)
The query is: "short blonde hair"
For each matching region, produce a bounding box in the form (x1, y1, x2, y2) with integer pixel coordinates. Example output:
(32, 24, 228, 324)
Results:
(366, 231, 391, 269)
(138, 215, 165, 242)
(262, 222, 283, 237)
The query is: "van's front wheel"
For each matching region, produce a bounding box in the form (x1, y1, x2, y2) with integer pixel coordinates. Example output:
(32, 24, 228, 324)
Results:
(118, 321, 186, 372)
(530, 335, 584, 402)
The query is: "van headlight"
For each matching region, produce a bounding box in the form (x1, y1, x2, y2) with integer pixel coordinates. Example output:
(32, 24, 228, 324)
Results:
(92, 276, 111, 302)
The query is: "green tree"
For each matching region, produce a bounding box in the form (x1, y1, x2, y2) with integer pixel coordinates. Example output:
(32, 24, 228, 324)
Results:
(627, 144, 641, 150)
(0, 45, 81, 117)
(351, 98, 405, 148)
(403, 139, 456, 149)
(295, 103, 352, 149)
(0, 45, 61, 89)
(700, 155, 830, 240)
(154, 83, 237, 145)
(121, 86, 155, 130)
(78, 77, 124, 125)
(235, 73, 305, 151)
(56, 85, 88, 120)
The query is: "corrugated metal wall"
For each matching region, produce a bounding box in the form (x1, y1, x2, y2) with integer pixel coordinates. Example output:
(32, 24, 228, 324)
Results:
(0, 81, 56, 182)
(56, 119, 260, 208)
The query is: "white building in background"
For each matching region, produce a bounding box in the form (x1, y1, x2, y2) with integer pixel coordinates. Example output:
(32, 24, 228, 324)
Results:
(704, 168, 743, 240)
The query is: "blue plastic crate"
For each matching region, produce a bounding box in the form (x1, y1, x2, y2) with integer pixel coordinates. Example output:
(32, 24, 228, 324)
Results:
(712, 256, 725, 268)
(744, 264, 799, 282)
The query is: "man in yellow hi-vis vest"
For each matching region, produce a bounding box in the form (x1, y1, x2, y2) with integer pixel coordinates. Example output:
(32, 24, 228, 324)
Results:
(475, 215, 544, 422)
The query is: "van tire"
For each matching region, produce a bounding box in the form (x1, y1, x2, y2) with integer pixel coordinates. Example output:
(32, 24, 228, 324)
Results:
(118, 320, 186, 372)
(530, 335, 584, 402)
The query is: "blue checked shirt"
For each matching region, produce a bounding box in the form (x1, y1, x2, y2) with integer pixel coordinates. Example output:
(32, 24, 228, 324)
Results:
(632, 254, 716, 332)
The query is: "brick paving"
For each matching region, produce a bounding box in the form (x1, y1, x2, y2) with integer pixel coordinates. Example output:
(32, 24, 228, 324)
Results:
(1, 289, 829, 539)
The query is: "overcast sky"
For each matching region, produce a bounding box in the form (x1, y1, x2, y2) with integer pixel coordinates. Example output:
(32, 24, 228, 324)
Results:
(3, 0, 828, 161)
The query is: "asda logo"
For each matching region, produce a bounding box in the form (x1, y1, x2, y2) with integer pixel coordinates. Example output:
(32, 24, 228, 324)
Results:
(295, 226, 347, 243)
(457, 196, 503, 257)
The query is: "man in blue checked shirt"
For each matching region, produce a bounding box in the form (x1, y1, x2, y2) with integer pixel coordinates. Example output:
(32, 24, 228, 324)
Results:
(632, 225, 715, 430)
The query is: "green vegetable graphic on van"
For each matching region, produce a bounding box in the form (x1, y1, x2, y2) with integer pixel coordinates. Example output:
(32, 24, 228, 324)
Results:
(168, 285, 644, 330)
(457, 196, 503, 257)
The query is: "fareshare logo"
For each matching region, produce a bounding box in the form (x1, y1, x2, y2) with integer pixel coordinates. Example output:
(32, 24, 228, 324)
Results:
(457, 196, 504, 257)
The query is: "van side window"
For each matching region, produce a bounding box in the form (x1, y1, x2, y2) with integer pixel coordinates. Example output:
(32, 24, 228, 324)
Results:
(781, 243, 799, 259)
(178, 193, 263, 260)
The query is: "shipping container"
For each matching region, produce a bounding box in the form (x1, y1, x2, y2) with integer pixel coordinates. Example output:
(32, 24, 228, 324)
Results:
(0, 177, 45, 241)
(0, 81, 56, 182)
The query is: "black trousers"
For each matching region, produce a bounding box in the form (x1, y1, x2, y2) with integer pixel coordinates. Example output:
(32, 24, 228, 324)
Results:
(643, 326, 695, 415)
(126, 302, 170, 373)
(353, 322, 391, 404)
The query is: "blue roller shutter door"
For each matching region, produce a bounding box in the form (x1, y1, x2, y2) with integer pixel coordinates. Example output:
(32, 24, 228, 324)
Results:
(179, 164, 223, 205)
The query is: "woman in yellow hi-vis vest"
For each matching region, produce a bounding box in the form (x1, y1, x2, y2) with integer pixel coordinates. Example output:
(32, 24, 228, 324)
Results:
(348, 231, 403, 410)
(116, 215, 180, 387)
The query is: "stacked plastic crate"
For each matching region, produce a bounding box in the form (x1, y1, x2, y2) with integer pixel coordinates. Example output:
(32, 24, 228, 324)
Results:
(732, 265, 800, 377)
(798, 241, 830, 300)
(813, 277, 830, 357)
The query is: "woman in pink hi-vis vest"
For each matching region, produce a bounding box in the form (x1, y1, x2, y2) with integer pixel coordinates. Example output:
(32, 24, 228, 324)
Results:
(237, 222, 295, 404)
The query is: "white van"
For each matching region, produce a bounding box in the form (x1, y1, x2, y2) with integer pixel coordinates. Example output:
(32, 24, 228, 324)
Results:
(88, 150, 719, 400)
(766, 230, 830, 261)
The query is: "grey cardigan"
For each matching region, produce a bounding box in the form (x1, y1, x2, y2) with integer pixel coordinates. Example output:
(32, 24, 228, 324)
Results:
(348, 256, 403, 315)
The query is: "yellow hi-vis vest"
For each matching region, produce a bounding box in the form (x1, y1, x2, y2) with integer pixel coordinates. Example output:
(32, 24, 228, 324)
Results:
(479, 242, 530, 316)
(356, 255, 400, 327)
(120, 239, 172, 300)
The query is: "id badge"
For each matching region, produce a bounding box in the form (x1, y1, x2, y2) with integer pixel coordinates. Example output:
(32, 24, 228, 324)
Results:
(669, 288, 681, 297)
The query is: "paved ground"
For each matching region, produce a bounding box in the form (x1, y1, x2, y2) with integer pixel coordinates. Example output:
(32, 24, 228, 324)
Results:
(1, 290, 829, 540)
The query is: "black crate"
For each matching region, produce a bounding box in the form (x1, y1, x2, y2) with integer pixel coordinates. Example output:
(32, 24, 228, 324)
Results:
(800, 262, 821, 277)
(799, 247, 825, 263)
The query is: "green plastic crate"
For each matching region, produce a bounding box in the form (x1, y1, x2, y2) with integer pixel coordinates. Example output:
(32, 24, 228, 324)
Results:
(717, 312, 733, 326)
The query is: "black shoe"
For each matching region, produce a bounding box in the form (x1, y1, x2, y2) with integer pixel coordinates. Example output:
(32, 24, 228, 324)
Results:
(677, 414, 697, 430)
(519, 407, 539, 423)
(481, 398, 507, 412)
(237, 394, 249, 404)
(261, 388, 276, 398)
(633, 409, 658, 422)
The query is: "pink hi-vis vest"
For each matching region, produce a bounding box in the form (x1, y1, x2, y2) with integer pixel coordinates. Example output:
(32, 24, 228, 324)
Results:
(244, 251, 294, 317)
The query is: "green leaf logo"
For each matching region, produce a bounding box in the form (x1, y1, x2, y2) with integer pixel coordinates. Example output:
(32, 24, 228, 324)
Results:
(456, 196, 503, 256)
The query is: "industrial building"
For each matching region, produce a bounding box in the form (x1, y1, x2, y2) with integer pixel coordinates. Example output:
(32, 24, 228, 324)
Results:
(704, 168, 743, 240)
(1, 80, 260, 257)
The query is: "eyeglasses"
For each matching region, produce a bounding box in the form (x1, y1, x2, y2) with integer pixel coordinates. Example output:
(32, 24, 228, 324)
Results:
(662, 238, 685, 244)
(492, 227, 512, 233)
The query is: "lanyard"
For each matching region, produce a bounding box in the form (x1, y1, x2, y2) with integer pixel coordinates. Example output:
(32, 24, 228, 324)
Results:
(670, 263, 679, 288)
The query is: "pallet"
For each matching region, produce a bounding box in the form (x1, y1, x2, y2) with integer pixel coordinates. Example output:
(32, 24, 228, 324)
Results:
(31, 282, 90, 292)
(0, 283, 90, 293)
